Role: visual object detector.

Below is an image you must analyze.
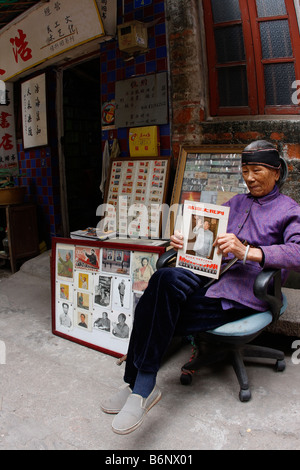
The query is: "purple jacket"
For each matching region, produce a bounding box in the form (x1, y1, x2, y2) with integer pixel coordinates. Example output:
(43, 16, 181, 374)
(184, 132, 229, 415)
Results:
(206, 186, 300, 311)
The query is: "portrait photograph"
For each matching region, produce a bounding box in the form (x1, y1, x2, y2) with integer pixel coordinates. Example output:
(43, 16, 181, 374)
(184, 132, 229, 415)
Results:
(75, 309, 92, 331)
(94, 274, 112, 308)
(76, 271, 92, 292)
(110, 311, 132, 340)
(112, 276, 131, 310)
(132, 252, 158, 292)
(76, 291, 90, 310)
(93, 310, 111, 333)
(56, 281, 73, 302)
(185, 215, 219, 260)
(56, 300, 74, 332)
(56, 244, 74, 281)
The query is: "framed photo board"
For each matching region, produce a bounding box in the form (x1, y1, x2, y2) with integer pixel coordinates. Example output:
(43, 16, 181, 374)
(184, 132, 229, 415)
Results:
(103, 156, 171, 239)
(52, 237, 167, 358)
(168, 145, 248, 235)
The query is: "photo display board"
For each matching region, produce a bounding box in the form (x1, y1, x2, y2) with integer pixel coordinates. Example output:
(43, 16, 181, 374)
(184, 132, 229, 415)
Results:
(52, 237, 167, 357)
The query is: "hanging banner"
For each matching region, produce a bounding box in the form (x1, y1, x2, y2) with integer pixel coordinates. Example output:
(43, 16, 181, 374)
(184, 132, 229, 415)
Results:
(96, 0, 117, 36)
(0, 82, 18, 171)
(21, 74, 48, 149)
(0, 0, 104, 81)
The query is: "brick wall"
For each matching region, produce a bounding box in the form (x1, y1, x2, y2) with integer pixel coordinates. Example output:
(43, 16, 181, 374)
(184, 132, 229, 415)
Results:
(165, 0, 300, 204)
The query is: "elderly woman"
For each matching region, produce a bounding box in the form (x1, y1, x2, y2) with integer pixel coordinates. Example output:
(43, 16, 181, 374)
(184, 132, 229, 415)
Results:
(101, 141, 300, 435)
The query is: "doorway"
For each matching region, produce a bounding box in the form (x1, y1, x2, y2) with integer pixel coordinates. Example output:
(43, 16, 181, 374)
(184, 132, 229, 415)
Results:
(62, 58, 102, 233)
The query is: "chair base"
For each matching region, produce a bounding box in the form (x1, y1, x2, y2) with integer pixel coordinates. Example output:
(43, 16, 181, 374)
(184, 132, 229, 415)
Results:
(180, 341, 285, 402)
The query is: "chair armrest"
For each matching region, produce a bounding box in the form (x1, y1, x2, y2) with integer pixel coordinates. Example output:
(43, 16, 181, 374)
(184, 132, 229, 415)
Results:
(253, 269, 283, 322)
(156, 248, 177, 269)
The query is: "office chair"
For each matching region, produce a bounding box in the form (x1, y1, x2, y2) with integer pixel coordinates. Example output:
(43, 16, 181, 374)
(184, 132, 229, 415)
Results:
(156, 249, 287, 402)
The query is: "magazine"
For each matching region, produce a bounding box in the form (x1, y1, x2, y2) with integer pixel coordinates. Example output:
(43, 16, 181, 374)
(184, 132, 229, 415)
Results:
(70, 227, 117, 241)
(176, 201, 230, 279)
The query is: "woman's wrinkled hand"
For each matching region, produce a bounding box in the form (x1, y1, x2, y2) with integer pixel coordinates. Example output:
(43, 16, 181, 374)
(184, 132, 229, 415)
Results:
(213, 233, 246, 260)
(170, 230, 184, 251)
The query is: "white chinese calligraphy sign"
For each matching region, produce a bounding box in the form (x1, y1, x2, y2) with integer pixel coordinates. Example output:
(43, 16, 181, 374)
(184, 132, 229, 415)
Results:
(0, 82, 18, 171)
(0, 0, 104, 81)
(21, 74, 48, 149)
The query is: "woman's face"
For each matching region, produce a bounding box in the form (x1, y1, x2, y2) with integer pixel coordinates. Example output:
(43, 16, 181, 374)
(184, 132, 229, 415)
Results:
(242, 165, 280, 197)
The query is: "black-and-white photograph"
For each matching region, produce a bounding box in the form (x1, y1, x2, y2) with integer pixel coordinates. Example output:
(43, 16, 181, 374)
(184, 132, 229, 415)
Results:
(57, 301, 73, 331)
(94, 274, 112, 308)
(93, 311, 111, 333)
(112, 276, 131, 310)
(111, 312, 131, 340)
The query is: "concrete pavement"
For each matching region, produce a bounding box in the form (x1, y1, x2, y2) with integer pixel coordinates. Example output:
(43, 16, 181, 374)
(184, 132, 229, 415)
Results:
(0, 252, 299, 451)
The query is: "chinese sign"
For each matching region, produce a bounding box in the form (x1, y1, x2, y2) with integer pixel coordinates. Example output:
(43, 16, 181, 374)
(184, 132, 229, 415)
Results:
(96, 0, 117, 36)
(0, 82, 17, 171)
(115, 72, 168, 128)
(0, 0, 104, 81)
(21, 74, 48, 149)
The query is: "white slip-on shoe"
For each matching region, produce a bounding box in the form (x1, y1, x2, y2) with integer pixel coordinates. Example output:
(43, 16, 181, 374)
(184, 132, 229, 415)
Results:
(100, 384, 132, 414)
(112, 385, 162, 435)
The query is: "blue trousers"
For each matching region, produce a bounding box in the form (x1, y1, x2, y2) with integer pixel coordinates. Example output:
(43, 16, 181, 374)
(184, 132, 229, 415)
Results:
(124, 267, 256, 386)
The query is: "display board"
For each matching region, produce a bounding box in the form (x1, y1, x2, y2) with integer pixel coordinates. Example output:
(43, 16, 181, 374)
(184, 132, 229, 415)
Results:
(169, 145, 248, 235)
(52, 237, 167, 357)
(103, 157, 170, 238)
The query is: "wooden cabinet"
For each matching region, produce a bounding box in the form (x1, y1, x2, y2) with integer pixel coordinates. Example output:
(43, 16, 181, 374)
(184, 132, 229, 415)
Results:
(0, 203, 39, 273)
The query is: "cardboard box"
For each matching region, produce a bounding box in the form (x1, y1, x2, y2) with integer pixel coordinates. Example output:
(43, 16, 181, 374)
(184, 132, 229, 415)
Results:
(118, 21, 148, 54)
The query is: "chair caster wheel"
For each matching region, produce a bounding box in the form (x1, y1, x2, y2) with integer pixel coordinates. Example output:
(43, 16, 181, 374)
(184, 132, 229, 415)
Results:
(275, 359, 286, 372)
(180, 372, 193, 385)
(239, 388, 251, 402)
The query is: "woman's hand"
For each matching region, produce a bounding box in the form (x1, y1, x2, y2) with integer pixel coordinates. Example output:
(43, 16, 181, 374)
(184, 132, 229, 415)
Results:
(213, 233, 263, 263)
(170, 230, 184, 251)
(213, 233, 246, 259)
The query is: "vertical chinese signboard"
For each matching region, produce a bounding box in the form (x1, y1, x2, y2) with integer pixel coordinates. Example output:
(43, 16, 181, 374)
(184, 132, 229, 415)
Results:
(0, 82, 18, 172)
(21, 74, 48, 149)
(96, 0, 117, 36)
(0, 0, 104, 82)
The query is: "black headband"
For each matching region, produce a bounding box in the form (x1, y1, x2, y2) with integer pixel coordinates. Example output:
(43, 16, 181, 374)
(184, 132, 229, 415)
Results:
(242, 148, 281, 169)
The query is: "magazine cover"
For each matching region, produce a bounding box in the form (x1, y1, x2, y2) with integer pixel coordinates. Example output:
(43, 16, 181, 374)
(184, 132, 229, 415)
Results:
(176, 201, 230, 279)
